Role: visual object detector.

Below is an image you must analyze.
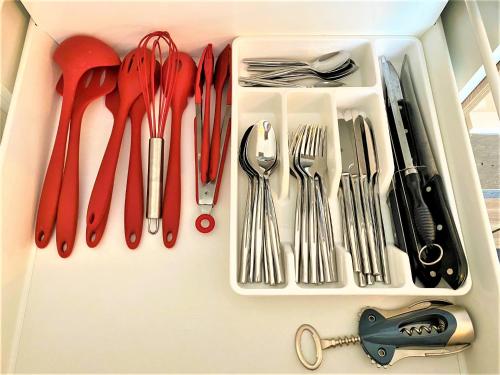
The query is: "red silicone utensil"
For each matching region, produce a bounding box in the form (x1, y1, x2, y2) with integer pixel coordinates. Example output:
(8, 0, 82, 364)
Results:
(208, 45, 231, 182)
(86, 48, 153, 247)
(124, 61, 161, 249)
(55, 67, 118, 258)
(162, 52, 196, 248)
(213, 46, 232, 204)
(124, 96, 146, 249)
(85, 89, 119, 247)
(197, 44, 214, 184)
(35, 35, 120, 248)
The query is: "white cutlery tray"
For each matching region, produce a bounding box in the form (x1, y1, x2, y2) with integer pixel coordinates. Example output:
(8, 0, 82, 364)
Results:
(230, 36, 472, 296)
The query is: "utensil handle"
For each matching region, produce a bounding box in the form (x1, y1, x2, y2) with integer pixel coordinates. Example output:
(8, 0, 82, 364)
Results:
(251, 65, 310, 80)
(404, 171, 436, 245)
(248, 177, 259, 282)
(373, 175, 391, 284)
(308, 177, 318, 284)
(243, 58, 305, 65)
(86, 108, 127, 246)
(351, 174, 372, 275)
(253, 177, 265, 282)
(35, 81, 76, 248)
(340, 174, 361, 273)
(265, 177, 284, 284)
(238, 178, 254, 283)
(200, 84, 211, 184)
(124, 114, 144, 249)
(208, 93, 223, 182)
(300, 178, 309, 283)
(213, 112, 231, 204)
(162, 110, 183, 248)
(55, 104, 84, 258)
(293, 179, 302, 283)
(314, 179, 332, 283)
(263, 195, 276, 286)
(360, 176, 381, 276)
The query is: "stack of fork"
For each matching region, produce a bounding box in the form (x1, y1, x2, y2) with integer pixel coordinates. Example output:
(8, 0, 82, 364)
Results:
(289, 125, 338, 284)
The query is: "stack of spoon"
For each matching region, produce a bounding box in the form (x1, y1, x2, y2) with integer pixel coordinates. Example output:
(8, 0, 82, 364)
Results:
(238, 121, 285, 285)
(239, 51, 358, 88)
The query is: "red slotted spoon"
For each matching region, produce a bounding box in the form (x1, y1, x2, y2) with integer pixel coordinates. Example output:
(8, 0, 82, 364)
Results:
(86, 48, 154, 247)
(55, 67, 118, 257)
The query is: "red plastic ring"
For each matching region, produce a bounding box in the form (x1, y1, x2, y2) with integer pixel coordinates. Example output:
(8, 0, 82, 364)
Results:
(195, 214, 215, 233)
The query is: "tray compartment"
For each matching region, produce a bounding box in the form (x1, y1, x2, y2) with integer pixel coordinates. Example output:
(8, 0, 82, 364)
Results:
(235, 37, 378, 88)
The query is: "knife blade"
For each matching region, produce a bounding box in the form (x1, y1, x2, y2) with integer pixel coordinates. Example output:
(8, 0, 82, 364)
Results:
(381, 57, 436, 246)
(400, 55, 438, 179)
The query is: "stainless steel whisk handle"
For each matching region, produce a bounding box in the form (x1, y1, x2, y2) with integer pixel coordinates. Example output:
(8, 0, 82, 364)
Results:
(146, 138, 164, 234)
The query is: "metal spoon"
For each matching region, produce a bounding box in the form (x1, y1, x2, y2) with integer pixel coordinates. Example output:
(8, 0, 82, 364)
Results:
(238, 126, 257, 283)
(243, 51, 349, 70)
(247, 51, 351, 79)
(246, 121, 284, 284)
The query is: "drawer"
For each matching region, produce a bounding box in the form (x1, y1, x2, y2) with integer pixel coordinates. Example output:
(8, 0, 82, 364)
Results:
(1, 1, 498, 373)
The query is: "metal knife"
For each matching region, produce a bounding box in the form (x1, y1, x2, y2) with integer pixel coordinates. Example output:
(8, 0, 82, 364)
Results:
(381, 57, 436, 247)
(353, 114, 381, 278)
(339, 114, 367, 286)
(362, 118, 390, 284)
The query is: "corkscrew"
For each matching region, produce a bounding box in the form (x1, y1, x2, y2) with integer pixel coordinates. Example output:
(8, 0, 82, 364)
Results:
(295, 300, 474, 370)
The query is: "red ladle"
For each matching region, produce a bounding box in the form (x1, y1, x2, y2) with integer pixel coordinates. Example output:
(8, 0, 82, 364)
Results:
(162, 53, 197, 248)
(86, 48, 153, 247)
(55, 67, 118, 258)
(35, 35, 120, 248)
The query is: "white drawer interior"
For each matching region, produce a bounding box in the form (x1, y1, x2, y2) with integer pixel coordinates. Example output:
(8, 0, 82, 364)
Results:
(1, 4, 498, 373)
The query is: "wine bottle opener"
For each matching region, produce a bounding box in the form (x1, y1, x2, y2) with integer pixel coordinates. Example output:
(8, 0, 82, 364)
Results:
(295, 300, 474, 370)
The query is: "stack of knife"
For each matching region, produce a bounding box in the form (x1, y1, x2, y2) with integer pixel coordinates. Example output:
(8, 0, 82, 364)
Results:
(381, 56, 468, 289)
(338, 112, 390, 286)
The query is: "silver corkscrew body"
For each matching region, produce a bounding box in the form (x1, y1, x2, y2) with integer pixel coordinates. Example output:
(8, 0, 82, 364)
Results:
(295, 300, 474, 370)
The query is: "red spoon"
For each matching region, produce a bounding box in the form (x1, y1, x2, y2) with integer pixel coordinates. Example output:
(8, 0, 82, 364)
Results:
(55, 67, 118, 258)
(162, 53, 197, 248)
(35, 35, 120, 248)
(86, 48, 154, 247)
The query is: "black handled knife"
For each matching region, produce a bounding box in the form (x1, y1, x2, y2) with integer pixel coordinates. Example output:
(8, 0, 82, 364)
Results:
(381, 57, 436, 246)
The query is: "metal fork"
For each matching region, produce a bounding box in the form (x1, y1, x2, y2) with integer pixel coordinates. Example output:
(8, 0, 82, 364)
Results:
(297, 126, 321, 284)
(311, 128, 337, 282)
(292, 126, 310, 283)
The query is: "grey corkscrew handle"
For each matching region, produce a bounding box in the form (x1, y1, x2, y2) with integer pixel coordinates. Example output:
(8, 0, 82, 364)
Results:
(404, 171, 435, 244)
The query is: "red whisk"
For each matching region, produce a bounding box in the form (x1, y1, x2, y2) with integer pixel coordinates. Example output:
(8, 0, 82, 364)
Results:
(137, 32, 178, 234)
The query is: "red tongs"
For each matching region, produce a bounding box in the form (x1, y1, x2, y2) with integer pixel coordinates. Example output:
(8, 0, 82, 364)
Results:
(194, 44, 232, 233)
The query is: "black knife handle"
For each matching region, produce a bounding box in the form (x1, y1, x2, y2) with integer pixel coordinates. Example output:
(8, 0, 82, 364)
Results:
(404, 171, 435, 245)
(423, 175, 468, 289)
